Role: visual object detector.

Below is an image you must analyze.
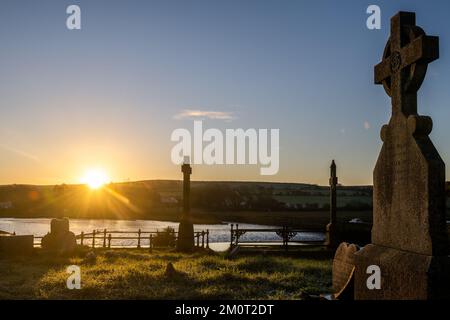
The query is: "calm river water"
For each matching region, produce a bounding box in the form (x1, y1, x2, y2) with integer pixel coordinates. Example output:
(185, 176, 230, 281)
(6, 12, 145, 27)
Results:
(0, 218, 325, 251)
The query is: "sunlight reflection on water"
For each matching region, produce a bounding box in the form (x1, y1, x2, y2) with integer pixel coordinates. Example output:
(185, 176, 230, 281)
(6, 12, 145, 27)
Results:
(0, 218, 324, 252)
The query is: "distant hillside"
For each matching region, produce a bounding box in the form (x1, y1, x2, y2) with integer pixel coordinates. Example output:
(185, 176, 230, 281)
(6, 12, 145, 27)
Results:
(0, 180, 448, 220)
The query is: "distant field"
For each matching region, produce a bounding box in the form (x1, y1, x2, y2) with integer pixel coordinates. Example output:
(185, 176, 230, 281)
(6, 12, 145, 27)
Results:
(0, 180, 448, 229)
(274, 195, 372, 207)
(205, 210, 373, 230)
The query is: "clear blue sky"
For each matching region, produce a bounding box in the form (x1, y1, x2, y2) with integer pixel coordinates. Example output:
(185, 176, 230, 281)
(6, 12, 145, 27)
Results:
(1, 0, 449, 185)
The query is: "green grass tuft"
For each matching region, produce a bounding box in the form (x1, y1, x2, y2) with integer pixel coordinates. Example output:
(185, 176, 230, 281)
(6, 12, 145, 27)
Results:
(0, 248, 331, 300)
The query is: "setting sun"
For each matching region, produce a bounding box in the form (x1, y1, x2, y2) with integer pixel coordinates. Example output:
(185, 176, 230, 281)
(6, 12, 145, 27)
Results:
(80, 169, 109, 189)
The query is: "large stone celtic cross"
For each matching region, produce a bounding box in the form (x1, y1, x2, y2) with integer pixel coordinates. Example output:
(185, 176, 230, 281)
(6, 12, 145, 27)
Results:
(371, 11, 447, 257)
(354, 11, 449, 300)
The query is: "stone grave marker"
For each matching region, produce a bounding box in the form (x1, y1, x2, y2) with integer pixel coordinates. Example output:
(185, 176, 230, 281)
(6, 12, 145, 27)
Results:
(331, 242, 360, 299)
(354, 11, 449, 300)
(42, 218, 77, 254)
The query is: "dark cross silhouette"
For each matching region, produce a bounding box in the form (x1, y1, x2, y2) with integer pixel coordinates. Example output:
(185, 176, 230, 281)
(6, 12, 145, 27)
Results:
(374, 12, 438, 117)
(177, 157, 194, 252)
(181, 160, 192, 218)
(326, 160, 338, 249)
(329, 160, 337, 226)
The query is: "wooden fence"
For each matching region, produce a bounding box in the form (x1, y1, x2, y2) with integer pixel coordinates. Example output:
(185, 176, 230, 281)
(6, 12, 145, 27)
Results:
(34, 229, 209, 250)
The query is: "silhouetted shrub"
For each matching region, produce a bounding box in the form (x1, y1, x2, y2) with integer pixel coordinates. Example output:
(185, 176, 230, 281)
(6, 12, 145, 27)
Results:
(153, 227, 176, 247)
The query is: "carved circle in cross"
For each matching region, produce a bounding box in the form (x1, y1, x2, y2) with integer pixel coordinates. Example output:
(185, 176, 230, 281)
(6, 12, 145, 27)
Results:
(381, 26, 428, 97)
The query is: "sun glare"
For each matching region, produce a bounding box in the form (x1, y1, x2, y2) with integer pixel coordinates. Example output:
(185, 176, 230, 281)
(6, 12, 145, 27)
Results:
(81, 169, 109, 190)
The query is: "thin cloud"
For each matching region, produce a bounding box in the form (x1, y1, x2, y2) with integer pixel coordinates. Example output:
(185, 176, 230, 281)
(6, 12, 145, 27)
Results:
(0, 144, 40, 162)
(174, 109, 235, 121)
(364, 121, 370, 130)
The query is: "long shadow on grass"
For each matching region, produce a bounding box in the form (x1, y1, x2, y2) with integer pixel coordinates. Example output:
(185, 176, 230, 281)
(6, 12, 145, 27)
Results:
(0, 251, 80, 299)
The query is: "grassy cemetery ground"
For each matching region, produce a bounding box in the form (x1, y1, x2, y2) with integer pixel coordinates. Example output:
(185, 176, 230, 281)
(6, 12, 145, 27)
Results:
(0, 248, 331, 299)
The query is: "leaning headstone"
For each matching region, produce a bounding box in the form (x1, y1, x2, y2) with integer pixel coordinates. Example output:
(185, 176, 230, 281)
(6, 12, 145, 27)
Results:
(329, 242, 360, 300)
(41, 218, 77, 254)
(354, 11, 449, 300)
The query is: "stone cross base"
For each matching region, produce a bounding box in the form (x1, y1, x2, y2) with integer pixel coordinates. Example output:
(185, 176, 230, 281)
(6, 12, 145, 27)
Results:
(354, 244, 450, 299)
(177, 219, 194, 252)
(325, 223, 339, 250)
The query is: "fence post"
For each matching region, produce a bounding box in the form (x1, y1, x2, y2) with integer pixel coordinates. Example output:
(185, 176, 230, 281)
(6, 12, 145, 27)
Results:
(149, 234, 153, 253)
(196, 232, 200, 247)
(108, 234, 112, 249)
(103, 229, 107, 248)
(156, 230, 159, 249)
(206, 229, 209, 249)
(92, 230, 96, 248)
(201, 231, 205, 248)
(284, 226, 288, 251)
(230, 224, 234, 248)
(80, 231, 84, 246)
(137, 229, 141, 248)
(235, 224, 239, 246)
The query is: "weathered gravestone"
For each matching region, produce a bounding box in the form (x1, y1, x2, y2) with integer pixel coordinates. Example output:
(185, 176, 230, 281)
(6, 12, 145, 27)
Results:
(354, 11, 449, 300)
(41, 218, 77, 254)
(330, 242, 360, 299)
